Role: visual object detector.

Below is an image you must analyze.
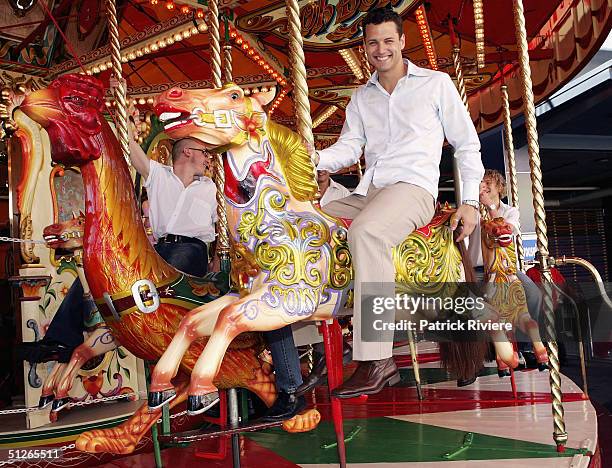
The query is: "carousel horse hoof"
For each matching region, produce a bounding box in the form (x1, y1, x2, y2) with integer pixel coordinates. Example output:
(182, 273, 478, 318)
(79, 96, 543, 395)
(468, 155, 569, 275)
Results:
(148, 389, 176, 410)
(51, 397, 71, 412)
(497, 369, 511, 378)
(457, 376, 477, 387)
(38, 394, 55, 409)
(187, 392, 220, 416)
(538, 362, 549, 372)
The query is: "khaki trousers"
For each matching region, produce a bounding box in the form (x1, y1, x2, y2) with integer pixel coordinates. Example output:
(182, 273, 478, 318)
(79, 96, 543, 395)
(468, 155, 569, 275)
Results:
(323, 183, 435, 361)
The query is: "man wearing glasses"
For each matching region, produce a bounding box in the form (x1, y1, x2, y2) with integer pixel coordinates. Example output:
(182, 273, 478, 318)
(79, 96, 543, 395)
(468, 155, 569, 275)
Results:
(135, 137, 218, 276)
(19, 137, 218, 368)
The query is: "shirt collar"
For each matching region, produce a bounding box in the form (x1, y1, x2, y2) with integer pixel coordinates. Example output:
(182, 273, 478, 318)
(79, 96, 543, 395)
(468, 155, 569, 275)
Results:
(163, 163, 206, 184)
(367, 59, 428, 87)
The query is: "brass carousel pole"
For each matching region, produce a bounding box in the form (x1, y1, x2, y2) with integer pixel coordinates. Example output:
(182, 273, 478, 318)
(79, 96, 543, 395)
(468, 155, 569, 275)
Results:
(501, 84, 525, 271)
(208, 1, 231, 270)
(285, 0, 345, 466)
(512, 0, 567, 450)
(448, 21, 465, 204)
(222, 14, 233, 83)
(105, 0, 130, 164)
(285, 0, 313, 147)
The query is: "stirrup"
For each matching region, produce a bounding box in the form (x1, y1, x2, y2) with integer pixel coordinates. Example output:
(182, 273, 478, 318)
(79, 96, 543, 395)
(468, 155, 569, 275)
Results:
(148, 388, 176, 410)
(187, 391, 220, 416)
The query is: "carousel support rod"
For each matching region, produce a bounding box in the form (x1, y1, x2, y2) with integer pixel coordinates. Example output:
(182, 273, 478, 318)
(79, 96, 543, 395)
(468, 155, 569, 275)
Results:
(501, 84, 524, 270)
(222, 14, 233, 83)
(448, 21, 466, 206)
(208, 0, 231, 265)
(512, 0, 567, 450)
(285, 0, 314, 147)
(105, 0, 131, 165)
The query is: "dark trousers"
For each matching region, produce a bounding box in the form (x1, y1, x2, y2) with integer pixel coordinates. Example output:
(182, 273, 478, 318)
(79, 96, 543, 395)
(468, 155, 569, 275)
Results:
(44, 242, 208, 347)
(264, 326, 303, 393)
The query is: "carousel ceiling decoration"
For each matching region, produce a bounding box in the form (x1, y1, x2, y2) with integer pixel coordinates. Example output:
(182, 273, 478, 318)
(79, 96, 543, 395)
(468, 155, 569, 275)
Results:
(309, 85, 355, 110)
(236, 0, 419, 49)
(0, 0, 608, 140)
(50, 13, 207, 76)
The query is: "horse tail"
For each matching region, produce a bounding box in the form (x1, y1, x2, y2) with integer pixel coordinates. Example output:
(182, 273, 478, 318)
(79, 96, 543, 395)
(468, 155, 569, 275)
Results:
(438, 234, 494, 380)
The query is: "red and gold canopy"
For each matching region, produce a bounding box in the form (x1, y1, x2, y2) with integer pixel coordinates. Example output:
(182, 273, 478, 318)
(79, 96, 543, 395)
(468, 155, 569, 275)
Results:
(0, 0, 610, 141)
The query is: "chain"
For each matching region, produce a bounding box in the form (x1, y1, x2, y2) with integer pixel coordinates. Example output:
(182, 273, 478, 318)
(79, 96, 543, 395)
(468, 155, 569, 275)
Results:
(0, 391, 146, 415)
(0, 236, 46, 244)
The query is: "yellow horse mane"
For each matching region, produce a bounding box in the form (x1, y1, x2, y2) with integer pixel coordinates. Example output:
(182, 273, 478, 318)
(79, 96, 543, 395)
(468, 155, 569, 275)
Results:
(265, 120, 318, 203)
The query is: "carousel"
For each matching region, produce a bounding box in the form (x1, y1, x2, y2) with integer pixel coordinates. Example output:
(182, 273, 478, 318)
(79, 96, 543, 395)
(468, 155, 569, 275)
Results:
(0, 0, 611, 467)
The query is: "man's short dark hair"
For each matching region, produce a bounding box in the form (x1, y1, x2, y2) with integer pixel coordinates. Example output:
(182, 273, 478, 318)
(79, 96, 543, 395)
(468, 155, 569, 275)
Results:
(361, 7, 403, 38)
(172, 137, 203, 164)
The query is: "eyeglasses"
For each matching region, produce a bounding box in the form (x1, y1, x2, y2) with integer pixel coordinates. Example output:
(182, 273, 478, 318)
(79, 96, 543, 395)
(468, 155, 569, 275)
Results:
(188, 148, 212, 157)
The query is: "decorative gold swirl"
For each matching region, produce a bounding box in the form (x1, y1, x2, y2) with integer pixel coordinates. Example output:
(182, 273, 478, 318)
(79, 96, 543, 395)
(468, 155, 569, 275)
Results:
(393, 222, 462, 296)
(329, 226, 351, 290)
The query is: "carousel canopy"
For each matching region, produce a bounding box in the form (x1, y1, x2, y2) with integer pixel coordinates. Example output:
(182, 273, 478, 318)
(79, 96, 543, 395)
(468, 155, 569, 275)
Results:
(0, 0, 610, 147)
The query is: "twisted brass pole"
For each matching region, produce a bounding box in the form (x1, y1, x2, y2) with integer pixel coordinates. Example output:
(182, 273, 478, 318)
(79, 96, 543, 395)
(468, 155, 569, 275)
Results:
(208, 1, 230, 262)
(512, 0, 567, 450)
(501, 84, 524, 271)
(222, 15, 233, 83)
(223, 44, 233, 83)
(452, 47, 468, 109)
(285, 0, 314, 147)
(105, 0, 130, 164)
(450, 46, 467, 203)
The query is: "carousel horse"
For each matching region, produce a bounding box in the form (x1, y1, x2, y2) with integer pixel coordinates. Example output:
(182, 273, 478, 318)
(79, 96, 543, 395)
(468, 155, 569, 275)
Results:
(147, 83, 517, 410)
(19, 74, 320, 455)
(481, 217, 548, 375)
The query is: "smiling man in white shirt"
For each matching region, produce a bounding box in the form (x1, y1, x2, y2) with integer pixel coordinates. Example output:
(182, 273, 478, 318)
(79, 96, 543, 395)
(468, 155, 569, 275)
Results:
(314, 7, 485, 399)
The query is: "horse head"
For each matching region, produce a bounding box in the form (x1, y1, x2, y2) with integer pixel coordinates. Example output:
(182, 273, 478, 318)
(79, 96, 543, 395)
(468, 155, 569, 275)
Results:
(154, 84, 275, 151)
(483, 217, 514, 248)
(20, 74, 105, 167)
(43, 212, 85, 251)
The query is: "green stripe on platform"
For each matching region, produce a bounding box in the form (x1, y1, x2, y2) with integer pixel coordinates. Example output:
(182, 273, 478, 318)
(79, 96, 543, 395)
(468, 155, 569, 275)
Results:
(246, 417, 582, 464)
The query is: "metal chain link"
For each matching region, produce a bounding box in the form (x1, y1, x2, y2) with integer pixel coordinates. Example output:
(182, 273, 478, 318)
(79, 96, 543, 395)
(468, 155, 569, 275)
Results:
(0, 391, 147, 415)
(0, 236, 46, 244)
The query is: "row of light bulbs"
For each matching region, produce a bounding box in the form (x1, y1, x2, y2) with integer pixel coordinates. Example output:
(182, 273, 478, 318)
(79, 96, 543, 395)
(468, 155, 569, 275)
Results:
(339, 49, 364, 81)
(312, 105, 338, 128)
(269, 88, 288, 116)
(414, 6, 438, 71)
(228, 25, 288, 87)
(473, 0, 485, 69)
(149, 0, 205, 19)
(84, 22, 208, 75)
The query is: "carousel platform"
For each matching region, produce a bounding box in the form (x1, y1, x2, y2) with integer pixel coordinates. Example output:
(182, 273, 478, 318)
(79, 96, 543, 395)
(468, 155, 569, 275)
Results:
(85, 341, 600, 468)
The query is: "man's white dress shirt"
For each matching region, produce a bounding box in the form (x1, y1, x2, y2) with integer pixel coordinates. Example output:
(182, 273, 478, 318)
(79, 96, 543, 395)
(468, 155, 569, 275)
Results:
(320, 178, 351, 207)
(317, 59, 484, 202)
(144, 159, 218, 243)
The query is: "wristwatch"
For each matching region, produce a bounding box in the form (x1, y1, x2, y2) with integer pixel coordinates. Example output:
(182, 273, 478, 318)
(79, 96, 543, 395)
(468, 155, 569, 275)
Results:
(462, 200, 479, 211)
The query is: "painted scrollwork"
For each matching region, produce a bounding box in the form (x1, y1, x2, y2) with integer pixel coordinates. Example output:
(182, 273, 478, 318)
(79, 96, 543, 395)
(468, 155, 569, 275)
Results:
(393, 220, 463, 296)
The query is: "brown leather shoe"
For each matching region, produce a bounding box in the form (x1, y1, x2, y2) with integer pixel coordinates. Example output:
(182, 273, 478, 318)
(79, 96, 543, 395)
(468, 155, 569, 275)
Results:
(331, 357, 400, 399)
